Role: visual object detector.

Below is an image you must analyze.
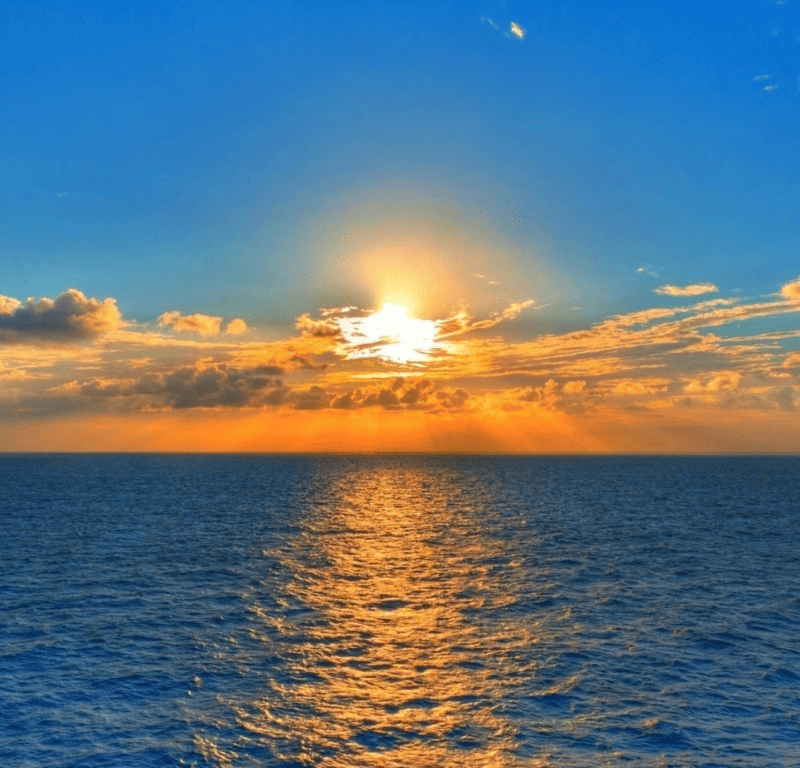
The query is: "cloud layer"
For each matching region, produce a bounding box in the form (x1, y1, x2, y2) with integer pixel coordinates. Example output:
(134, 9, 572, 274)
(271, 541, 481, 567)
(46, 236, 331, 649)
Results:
(3, 277, 800, 453)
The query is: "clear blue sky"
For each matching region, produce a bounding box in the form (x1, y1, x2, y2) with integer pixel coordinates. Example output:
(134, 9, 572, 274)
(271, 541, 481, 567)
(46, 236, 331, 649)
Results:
(3, 0, 798, 325)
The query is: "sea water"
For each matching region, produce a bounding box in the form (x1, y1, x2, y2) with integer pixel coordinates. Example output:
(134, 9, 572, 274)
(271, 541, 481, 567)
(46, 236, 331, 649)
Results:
(1, 455, 798, 767)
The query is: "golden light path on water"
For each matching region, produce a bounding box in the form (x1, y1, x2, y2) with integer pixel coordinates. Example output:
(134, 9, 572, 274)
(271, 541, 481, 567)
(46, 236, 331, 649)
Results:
(216, 464, 545, 767)
(183, 457, 800, 767)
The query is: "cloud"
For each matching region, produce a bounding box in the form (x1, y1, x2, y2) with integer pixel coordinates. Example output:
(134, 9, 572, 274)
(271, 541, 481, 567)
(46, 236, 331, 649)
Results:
(782, 351, 800, 371)
(295, 312, 346, 339)
(150, 363, 284, 408)
(481, 17, 525, 40)
(447, 284, 800, 416)
(292, 300, 533, 365)
(225, 318, 248, 335)
(434, 387, 470, 410)
(0, 358, 43, 383)
(772, 386, 795, 411)
(6, 276, 800, 429)
(158, 311, 222, 336)
(437, 299, 535, 337)
(0, 289, 122, 345)
(514, 378, 591, 414)
(292, 385, 332, 411)
(273, 286, 800, 418)
(288, 354, 328, 370)
(328, 378, 466, 412)
(0, 296, 21, 314)
(333, 387, 399, 410)
(610, 378, 670, 395)
(654, 283, 719, 297)
(76, 362, 285, 409)
(684, 371, 741, 394)
(781, 275, 800, 300)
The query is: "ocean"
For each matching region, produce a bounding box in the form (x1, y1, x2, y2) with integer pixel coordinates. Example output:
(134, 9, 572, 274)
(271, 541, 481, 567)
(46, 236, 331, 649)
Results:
(1, 454, 798, 767)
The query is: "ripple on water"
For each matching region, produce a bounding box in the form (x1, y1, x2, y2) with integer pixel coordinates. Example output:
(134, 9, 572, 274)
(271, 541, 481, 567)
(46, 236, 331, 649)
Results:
(1, 455, 799, 766)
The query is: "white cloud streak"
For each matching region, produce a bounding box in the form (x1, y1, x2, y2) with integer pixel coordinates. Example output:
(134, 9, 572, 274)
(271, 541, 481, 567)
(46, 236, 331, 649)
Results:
(654, 283, 719, 297)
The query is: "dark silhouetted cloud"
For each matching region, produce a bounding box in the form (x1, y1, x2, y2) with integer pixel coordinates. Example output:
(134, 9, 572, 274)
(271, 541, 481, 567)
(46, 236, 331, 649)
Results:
(80, 362, 284, 409)
(0, 289, 121, 345)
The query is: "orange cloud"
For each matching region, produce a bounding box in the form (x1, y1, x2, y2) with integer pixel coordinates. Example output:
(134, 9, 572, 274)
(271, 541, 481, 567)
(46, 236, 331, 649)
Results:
(225, 318, 248, 335)
(781, 275, 800, 300)
(436, 300, 535, 337)
(158, 311, 222, 335)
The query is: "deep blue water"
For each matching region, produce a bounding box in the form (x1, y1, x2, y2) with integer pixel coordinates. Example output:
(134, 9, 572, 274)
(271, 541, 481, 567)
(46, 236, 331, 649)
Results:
(1, 455, 799, 767)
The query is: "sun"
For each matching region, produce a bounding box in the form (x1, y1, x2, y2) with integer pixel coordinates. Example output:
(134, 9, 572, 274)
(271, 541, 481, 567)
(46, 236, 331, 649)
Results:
(339, 302, 442, 364)
(365, 302, 416, 339)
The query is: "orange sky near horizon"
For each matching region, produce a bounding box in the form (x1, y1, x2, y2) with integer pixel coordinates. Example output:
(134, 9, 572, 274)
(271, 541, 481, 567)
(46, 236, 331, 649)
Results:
(4, 402, 800, 454)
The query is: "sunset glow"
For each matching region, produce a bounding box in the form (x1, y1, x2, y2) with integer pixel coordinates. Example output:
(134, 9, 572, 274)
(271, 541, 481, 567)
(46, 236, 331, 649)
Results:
(7, 5, 800, 768)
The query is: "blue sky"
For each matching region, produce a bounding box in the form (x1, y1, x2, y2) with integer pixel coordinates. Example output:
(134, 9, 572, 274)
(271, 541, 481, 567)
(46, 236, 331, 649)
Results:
(2, 0, 800, 451)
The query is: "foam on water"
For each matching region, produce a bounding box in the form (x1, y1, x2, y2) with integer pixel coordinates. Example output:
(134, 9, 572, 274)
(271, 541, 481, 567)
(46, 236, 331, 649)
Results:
(1, 455, 798, 766)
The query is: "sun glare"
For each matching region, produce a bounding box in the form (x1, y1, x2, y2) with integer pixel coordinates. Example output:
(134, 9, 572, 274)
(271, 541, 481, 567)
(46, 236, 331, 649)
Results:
(339, 302, 441, 364)
(366, 302, 414, 337)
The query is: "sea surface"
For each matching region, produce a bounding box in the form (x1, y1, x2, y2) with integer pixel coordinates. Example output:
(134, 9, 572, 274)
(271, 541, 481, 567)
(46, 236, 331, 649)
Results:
(1, 454, 799, 767)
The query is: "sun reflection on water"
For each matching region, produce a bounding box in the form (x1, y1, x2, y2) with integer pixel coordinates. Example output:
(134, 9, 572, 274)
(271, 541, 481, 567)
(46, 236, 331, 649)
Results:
(233, 465, 538, 766)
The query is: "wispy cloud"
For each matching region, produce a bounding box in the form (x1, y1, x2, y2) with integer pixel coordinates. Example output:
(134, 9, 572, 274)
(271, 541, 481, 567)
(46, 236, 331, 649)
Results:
(481, 17, 526, 41)
(437, 300, 535, 337)
(654, 283, 719, 297)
